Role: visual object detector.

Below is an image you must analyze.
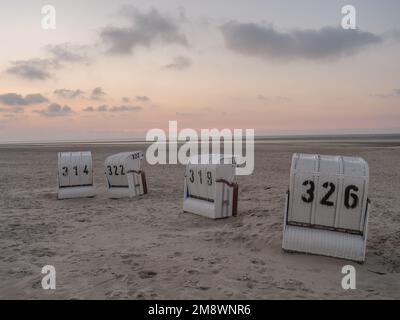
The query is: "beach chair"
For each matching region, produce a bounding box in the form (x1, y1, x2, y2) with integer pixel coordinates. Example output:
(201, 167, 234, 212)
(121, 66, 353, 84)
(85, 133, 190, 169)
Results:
(105, 151, 147, 199)
(282, 153, 370, 262)
(57, 151, 96, 199)
(183, 154, 239, 219)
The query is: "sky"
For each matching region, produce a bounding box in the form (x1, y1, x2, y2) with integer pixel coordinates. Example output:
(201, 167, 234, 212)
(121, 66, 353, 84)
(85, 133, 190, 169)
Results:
(0, 0, 399, 142)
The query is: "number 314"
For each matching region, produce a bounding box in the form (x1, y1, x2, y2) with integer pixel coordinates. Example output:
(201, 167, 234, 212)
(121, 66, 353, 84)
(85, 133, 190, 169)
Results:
(62, 165, 89, 176)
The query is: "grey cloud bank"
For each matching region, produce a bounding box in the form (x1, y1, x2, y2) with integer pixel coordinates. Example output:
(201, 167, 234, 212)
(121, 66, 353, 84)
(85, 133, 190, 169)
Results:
(220, 22, 382, 61)
(5, 44, 90, 81)
(6, 59, 57, 80)
(100, 6, 188, 54)
(46, 44, 90, 63)
(0, 93, 48, 106)
(34, 103, 73, 117)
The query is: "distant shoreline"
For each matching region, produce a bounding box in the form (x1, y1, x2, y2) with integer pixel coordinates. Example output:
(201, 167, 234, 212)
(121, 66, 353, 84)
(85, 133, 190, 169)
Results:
(1, 133, 400, 147)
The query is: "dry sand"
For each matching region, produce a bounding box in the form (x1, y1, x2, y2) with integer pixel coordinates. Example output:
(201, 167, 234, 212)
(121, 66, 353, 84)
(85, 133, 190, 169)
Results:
(0, 141, 399, 299)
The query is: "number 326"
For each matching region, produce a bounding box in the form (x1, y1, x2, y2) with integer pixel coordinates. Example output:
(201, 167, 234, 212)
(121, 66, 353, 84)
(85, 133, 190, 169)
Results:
(301, 180, 359, 209)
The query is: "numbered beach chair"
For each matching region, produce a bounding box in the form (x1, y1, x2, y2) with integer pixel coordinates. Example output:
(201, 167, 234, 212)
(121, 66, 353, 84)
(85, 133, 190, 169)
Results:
(282, 153, 370, 262)
(183, 154, 239, 219)
(57, 151, 96, 199)
(104, 151, 147, 199)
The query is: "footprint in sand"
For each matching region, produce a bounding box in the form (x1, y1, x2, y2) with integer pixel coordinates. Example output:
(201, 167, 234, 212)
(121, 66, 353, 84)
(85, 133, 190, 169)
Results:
(193, 256, 204, 262)
(138, 270, 157, 279)
(250, 258, 266, 265)
(186, 269, 200, 275)
(196, 285, 211, 291)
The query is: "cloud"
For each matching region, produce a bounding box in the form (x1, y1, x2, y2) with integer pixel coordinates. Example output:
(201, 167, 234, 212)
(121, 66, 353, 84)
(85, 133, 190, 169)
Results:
(122, 97, 131, 103)
(45, 43, 90, 63)
(136, 95, 150, 102)
(6, 59, 58, 80)
(34, 103, 73, 117)
(83, 104, 141, 113)
(109, 105, 142, 112)
(0, 93, 48, 106)
(90, 87, 107, 100)
(370, 89, 400, 98)
(383, 29, 400, 42)
(163, 55, 192, 70)
(258, 95, 291, 102)
(5, 43, 90, 81)
(83, 106, 94, 112)
(176, 112, 192, 116)
(220, 22, 382, 61)
(83, 105, 108, 112)
(370, 93, 391, 98)
(54, 89, 85, 99)
(97, 105, 108, 112)
(0, 106, 24, 113)
(100, 6, 188, 54)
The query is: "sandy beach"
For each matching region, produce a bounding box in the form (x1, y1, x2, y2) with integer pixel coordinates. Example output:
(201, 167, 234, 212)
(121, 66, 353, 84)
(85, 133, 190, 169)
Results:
(0, 140, 399, 299)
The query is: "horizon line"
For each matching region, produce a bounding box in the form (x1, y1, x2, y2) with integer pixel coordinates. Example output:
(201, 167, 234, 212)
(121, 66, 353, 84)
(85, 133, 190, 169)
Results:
(1, 132, 400, 146)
